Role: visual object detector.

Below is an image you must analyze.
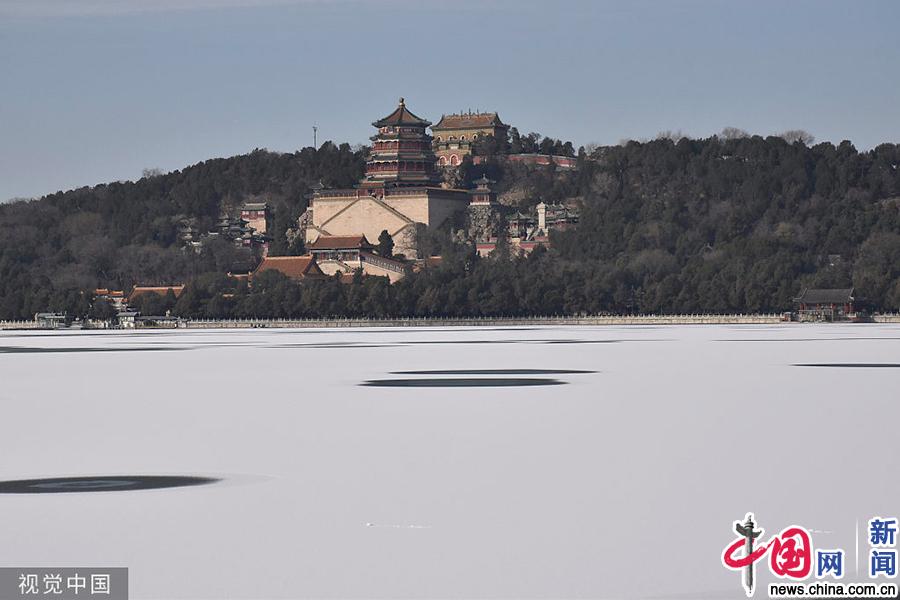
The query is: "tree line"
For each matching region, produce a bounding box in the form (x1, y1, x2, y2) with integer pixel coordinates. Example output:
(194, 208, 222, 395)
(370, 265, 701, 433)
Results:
(2, 133, 900, 320)
(0, 143, 365, 319)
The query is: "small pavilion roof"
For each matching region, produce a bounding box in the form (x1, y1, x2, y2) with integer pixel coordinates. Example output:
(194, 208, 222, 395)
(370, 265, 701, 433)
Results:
(794, 288, 855, 304)
(308, 235, 374, 251)
(373, 98, 431, 128)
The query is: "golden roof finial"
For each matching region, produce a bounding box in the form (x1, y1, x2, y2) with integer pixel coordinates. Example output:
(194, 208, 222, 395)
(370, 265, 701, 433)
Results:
(399, 97, 405, 106)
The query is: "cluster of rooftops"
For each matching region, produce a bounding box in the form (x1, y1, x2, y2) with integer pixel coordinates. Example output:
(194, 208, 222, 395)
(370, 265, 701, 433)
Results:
(372, 97, 506, 131)
(84, 234, 426, 319)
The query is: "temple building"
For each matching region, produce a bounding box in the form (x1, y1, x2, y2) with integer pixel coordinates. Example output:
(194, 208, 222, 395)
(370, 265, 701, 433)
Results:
(126, 285, 185, 308)
(302, 98, 470, 259)
(472, 197, 580, 258)
(308, 235, 407, 283)
(240, 202, 269, 235)
(431, 111, 509, 166)
(251, 255, 325, 281)
(93, 288, 127, 311)
(466, 175, 505, 244)
(793, 288, 856, 321)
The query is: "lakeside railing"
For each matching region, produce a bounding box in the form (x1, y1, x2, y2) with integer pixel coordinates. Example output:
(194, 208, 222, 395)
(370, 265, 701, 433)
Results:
(178, 314, 786, 329)
(874, 312, 900, 323)
(0, 320, 43, 330)
(7, 313, 900, 331)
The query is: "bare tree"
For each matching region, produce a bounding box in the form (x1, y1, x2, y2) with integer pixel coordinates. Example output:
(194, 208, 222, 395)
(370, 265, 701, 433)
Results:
(720, 127, 749, 140)
(142, 168, 164, 179)
(778, 130, 815, 145)
(656, 130, 686, 142)
(619, 137, 650, 146)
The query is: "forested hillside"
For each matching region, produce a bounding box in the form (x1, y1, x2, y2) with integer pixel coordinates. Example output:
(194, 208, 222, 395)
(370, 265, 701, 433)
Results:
(551, 136, 900, 313)
(2, 134, 899, 320)
(0, 143, 365, 318)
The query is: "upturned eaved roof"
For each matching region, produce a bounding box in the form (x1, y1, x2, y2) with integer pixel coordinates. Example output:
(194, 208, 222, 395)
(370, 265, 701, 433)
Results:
(128, 285, 185, 303)
(432, 112, 507, 131)
(95, 288, 124, 297)
(373, 98, 431, 128)
(795, 288, 855, 304)
(241, 202, 268, 211)
(252, 255, 324, 280)
(308, 235, 374, 251)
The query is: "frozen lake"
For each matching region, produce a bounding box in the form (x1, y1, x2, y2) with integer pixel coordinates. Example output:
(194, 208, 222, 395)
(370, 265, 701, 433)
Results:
(1, 324, 898, 599)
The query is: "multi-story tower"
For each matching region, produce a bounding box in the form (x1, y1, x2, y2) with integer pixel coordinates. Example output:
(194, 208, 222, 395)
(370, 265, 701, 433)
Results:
(304, 99, 470, 259)
(362, 98, 440, 188)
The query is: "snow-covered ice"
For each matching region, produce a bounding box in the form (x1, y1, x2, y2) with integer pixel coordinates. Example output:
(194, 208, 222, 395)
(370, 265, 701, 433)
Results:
(1, 324, 898, 598)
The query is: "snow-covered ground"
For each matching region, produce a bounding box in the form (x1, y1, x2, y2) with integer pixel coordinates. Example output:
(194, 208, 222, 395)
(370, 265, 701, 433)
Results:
(1, 324, 897, 599)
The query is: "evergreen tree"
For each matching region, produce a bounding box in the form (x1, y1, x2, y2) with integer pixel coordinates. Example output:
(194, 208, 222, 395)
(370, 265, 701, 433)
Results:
(377, 230, 394, 258)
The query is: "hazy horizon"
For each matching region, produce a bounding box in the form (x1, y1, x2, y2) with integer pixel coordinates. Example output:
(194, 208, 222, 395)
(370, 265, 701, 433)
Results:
(2, 0, 899, 202)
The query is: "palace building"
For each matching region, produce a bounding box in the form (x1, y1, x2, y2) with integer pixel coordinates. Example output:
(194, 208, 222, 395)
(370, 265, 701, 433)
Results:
(126, 285, 185, 308)
(307, 235, 407, 283)
(431, 111, 509, 166)
(302, 99, 470, 259)
(251, 255, 325, 281)
(793, 288, 856, 321)
(240, 202, 269, 235)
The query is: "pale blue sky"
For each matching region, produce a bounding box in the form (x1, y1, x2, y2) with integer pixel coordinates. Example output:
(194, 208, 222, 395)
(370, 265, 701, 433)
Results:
(1, 0, 898, 201)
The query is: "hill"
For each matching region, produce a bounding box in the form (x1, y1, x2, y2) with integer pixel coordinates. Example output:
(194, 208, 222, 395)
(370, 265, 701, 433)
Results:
(0, 143, 365, 319)
(1, 135, 899, 319)
(552, 136, 900, 313)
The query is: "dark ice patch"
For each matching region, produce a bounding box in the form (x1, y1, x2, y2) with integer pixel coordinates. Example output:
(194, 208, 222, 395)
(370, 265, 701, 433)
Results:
(0, 475, 218, 494)
(0, 346, 188, 354)
(721, 338, 900, 343)
(403, 339, 529, 345)
(393, 369, 595, 375)
(361, 378, 567, 388)
(269, 343, 399, 349)
(793, 363, 900, 368)
(541, 339, 623, 344)
(402, 339, 621, 345)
